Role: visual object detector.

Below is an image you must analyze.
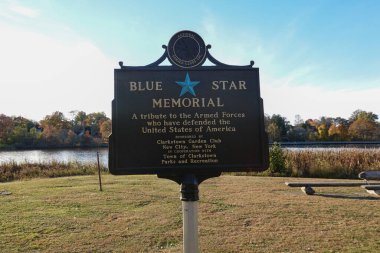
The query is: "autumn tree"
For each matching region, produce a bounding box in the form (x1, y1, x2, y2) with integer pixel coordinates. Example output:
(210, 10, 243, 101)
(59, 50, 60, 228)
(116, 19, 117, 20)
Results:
(87, 112, 109, 137)
(40, 111, 72, 146)
(348, 110, 380, 140)
(304, 119, 318, 141)
(100, 119, 112, 142)
(348, 119, 377, 140)
(328, 117, 349, 140)
(315, 117, 333, 140)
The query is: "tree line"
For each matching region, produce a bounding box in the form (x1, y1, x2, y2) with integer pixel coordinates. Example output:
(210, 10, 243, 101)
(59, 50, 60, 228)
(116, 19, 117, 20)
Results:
(0, 109, 379, 149)
(0, 111, 111, 149)
(265, 109, 380, 142)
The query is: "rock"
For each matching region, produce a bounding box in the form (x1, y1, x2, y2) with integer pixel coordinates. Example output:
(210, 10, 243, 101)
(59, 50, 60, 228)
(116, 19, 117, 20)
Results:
(0, 191, 12, 196)
(243, 219, 253, 227)
(366, 190, 380, 196)
(301, 186, 315, 195)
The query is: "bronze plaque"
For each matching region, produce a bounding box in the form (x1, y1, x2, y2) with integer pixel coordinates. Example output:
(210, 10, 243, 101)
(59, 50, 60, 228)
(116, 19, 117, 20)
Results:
(109, 67, 268, 175)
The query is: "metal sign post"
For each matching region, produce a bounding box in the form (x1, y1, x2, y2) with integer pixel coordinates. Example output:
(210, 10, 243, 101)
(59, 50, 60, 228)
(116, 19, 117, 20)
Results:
(181, 175, 199, 253)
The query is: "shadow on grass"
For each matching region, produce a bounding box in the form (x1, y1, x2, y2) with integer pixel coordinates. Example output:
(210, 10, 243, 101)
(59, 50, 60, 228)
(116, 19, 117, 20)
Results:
(315, 193, 380, 200)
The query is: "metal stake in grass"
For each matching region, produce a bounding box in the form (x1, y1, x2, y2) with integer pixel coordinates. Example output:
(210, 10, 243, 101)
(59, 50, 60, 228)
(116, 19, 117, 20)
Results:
(97, 151, 103, 191)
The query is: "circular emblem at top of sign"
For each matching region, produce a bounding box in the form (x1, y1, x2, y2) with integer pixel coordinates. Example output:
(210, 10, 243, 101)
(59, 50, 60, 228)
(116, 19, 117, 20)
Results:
(167, 31, 207, 68)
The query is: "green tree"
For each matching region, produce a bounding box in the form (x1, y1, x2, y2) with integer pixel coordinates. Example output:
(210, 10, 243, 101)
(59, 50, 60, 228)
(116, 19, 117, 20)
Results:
(40, 111, 71, 130)
(349, 110, 378, 123)
(1, 116, 39, 147)
(269, 143, 287, 175)
(287, 126, 307, 141)
(0, 114, 14, 145)
(266, 114, 290, 141)
(71, 111, 87, 134)
(267, 122, 281, 142)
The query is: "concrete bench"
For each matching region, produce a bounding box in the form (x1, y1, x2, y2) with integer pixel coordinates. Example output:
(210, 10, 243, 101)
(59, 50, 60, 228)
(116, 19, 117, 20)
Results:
(285, 182, 370, 195)
(285, 182, 366, 187)
(286, 171, 380, 196)
(359, 171, 380, 180)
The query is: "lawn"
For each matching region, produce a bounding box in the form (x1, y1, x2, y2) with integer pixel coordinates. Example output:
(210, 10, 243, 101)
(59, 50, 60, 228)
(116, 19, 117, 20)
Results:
(1, 175, 379, 252)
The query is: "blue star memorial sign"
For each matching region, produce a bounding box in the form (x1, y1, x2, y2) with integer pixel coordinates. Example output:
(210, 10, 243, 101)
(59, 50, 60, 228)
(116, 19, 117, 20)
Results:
(175, 72, 200, 97)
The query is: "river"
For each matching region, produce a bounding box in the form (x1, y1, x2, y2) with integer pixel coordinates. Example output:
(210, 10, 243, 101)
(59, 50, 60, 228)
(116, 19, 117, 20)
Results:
(0, 148, 109, 167)
(1, 145, 379, 168)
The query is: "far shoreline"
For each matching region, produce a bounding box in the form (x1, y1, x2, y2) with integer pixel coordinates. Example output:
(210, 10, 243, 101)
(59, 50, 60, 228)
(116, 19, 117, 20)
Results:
(0, 143, 108, 151)
(1, 141, 379, 152)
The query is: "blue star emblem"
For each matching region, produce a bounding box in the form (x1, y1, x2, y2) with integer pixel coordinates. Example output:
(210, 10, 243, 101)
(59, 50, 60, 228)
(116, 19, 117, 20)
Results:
(176, 72, 200, 97)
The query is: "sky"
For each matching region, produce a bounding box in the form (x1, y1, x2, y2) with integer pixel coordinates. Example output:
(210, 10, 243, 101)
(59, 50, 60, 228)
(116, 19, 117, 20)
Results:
(0, 0, 379, 124)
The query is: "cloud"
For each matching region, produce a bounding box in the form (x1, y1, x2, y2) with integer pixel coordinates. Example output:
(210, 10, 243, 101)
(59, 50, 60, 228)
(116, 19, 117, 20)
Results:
(0, 22, 116, 121)
(9, 3, 39, 18)
(261, 72, 380, 123)
(198, 20, 380, 123)
(0, 1, 39, 19)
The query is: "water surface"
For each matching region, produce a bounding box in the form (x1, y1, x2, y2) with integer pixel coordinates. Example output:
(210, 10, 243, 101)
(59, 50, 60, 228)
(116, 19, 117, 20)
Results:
(1, 146, 379, 168)
(0, 148, 108, 167)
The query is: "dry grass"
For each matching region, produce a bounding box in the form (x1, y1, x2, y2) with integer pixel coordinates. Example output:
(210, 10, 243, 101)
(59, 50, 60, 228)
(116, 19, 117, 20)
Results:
(285, 149, 380, 178)
(1, 148, 379, 183)
(1, 175, 379, 252)
(0, 161, 104, 182)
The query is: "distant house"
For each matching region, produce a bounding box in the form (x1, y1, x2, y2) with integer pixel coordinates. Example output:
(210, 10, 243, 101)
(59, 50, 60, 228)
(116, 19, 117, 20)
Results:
(34, 124, 43, 133)
(78, 126, 92, 137)
(85, 126, 92, 136)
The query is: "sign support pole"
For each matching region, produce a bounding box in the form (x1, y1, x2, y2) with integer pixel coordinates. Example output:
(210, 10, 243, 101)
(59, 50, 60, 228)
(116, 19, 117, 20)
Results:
(181, 174, 199, 253)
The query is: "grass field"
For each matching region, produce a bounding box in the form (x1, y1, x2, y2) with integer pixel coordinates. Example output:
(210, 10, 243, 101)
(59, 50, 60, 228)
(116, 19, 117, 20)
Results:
(1, 175, 379, 253)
